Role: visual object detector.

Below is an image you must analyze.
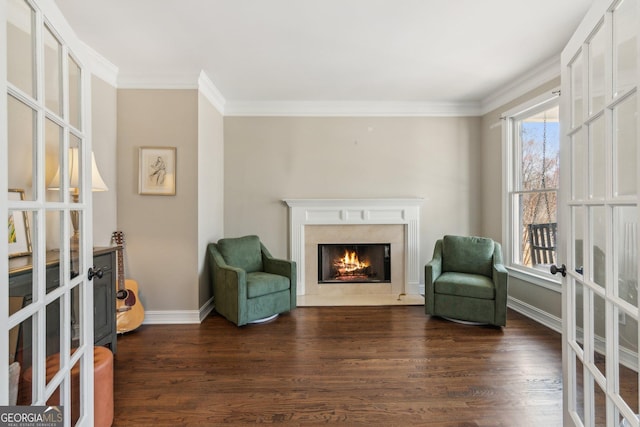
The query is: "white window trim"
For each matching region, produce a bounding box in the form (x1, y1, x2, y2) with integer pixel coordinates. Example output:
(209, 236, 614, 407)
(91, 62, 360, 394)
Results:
(502, 88, 562, 292)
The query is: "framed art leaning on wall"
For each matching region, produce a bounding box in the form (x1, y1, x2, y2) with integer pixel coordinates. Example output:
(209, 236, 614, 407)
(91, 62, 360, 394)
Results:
(138, 146, 177, 196)
(8, 189, 32, 257)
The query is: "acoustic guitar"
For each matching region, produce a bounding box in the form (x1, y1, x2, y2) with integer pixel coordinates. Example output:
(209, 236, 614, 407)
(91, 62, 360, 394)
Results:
(112, 231, 145, 333)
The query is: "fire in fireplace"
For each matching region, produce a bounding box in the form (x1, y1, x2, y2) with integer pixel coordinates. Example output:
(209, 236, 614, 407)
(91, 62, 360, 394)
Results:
(318, 243, 391, 283)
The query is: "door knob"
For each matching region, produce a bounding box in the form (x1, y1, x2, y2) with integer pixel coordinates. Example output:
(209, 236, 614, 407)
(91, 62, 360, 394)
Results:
(550, 264, 567, 277)
(88, 267, 104, 281)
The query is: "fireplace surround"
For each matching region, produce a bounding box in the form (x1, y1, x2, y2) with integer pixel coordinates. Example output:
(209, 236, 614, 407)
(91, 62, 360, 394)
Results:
(283, 198, 423, 299)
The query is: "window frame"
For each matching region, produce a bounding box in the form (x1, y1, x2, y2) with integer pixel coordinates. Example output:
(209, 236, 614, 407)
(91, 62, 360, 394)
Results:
(502, 90, 562, 292)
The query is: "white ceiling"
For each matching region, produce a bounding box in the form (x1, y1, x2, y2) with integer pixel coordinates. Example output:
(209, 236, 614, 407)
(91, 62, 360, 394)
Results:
(54, 0, 592, 114)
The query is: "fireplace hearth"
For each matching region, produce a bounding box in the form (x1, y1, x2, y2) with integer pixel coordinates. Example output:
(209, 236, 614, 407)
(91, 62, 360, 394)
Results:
(318, 243, 391, 284)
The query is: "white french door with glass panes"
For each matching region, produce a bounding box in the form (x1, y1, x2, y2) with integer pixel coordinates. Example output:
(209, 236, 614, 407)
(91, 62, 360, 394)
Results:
(560, 0, 640, 426)
(2, 0, 96, 425)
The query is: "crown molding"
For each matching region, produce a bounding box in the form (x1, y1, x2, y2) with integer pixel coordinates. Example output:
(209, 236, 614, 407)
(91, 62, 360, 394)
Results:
(117, 72, 202, 89)
(110, 56, 559, 118)
(224, 100, 481, 117)
(197, 70, 226, 115)
(80, 41, 119, 87)
(480, 54, 560, 116)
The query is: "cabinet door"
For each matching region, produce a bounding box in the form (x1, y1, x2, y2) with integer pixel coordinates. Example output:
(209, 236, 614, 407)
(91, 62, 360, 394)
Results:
(92, 252, 116, 351)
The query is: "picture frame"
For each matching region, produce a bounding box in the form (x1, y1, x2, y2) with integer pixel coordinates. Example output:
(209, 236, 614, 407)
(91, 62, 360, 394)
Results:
(8, 189, 32, 258)
(138, 146, 177, 196)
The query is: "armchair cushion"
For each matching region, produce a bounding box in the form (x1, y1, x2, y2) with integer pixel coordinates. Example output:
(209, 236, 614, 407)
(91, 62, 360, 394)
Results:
(434, 272, 496, 300)
(442, 235, 494, 278)
(217, 235, 263, 273)
(247, 272, 291, 298)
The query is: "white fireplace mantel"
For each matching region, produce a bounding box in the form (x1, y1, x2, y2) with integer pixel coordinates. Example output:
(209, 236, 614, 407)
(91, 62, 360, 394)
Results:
(283, 198, 424, 295)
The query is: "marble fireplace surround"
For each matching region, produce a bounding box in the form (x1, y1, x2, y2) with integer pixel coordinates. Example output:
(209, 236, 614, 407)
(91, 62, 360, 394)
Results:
(283, 199, 423, 300)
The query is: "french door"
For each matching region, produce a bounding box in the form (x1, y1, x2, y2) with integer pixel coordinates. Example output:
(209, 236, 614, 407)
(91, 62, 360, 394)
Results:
(560, 0, 640, 425)
(2, 0, 95, 425)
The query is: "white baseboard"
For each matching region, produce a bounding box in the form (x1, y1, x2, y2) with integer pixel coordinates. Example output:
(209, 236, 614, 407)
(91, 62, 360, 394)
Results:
(199, 297, 215, 321)
(507, 296, 562, 333)
(142, 297, 215, 325)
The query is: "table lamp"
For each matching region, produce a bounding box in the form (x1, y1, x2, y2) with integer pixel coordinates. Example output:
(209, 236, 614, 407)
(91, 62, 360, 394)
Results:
(48, 148, 108, 250)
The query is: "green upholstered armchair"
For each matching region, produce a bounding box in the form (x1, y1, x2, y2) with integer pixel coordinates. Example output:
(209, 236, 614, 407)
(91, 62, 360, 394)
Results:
(208, 235, 296, 326)
(425, 235, 508, 326)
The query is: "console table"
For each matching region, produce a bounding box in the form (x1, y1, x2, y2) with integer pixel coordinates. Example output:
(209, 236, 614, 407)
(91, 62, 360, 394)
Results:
(9, 246, 119, 366)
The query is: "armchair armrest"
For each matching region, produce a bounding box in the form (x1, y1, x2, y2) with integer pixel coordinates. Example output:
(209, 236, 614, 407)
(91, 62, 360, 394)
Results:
(425, 239, 443, 314)
(208, 244, 248, 323)
(261, 244, 297, 310)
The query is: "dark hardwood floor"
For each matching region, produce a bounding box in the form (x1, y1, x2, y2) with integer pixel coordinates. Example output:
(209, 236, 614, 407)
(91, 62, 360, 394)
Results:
(113, 306, 562, 426)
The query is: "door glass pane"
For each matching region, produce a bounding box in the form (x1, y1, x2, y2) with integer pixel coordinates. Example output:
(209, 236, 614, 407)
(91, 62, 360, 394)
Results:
(571, 51, 584, 127)
(70, 285, 82, 348)
(590, 116, 606, 200)
(594, 378, 607, 427)
(45, 118, 63, 202)
(614, 93, 638, 197)
(615, 206, 638, 307)
(7, 0, 35, 97)
(8, 192, 32, 259)
(70, 358, 81, 426)
(9, 209, 36, 310)
(573, 130, 586, 200)
(592, 206, 607, 288)
(589, 22, 606, 115)
(594, 292, 607, 375)
(574, 207, 585, 275)
(68, 55, 82, 130)
(14, 315, 33, 405)
(44, 25, 62, 116)
(575, 355, 586, 424)
(571, 132, 587, 200)
(8, 95, 35, 201)
(617, 313, 638, 415)
(613, 0, 637, 96)
(70, 134, 82, 205)
(575, 280, 585, 348)
(45, 298, 61, 384)
(46, 211, 62, 294)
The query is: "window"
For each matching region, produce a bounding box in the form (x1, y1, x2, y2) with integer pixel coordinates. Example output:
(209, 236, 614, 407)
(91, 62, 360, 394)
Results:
(503, 93, 560, 284)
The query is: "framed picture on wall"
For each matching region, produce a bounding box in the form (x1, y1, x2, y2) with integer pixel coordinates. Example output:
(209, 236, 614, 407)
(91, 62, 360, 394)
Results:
(138, 146, 177, 196)
(8, 189, 32, 258)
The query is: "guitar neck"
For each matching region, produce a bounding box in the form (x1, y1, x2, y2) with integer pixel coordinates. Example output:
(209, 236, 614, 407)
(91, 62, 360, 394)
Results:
(116, 244, 126, 291)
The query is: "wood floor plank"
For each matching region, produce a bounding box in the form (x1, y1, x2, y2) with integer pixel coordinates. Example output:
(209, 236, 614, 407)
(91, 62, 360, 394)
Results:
(113, 306, 562, 426)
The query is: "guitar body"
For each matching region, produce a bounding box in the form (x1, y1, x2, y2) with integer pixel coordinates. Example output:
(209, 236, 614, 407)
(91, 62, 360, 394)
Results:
(112, 231, 145, 334)
(116, 278, 144, 334)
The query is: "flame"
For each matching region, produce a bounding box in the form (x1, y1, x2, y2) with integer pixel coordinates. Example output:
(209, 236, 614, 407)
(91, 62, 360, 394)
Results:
(335, 250, 369, 273)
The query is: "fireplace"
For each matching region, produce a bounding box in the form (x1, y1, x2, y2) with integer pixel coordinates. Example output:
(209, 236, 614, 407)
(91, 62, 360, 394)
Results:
(318, 243, 391, 283)
(283, 198, 424, 297)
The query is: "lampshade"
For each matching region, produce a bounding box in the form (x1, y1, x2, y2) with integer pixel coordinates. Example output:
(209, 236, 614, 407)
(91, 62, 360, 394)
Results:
(48, 148, 108, 192)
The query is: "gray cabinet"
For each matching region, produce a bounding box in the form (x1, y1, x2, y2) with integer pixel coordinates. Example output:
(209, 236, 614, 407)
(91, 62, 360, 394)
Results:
(92, 248, 118, 353)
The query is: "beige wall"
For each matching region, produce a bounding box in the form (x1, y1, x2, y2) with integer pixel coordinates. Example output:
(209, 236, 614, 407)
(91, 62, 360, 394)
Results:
(480, 77, 562, 319)
(224, 116, 483, 284)
(117, 89, 199, 311)
(197, 93, 224, 307)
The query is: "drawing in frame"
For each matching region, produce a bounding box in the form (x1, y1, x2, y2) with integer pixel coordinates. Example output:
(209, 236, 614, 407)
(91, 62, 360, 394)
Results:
(138, 146, 177, 196)
(8, 189, 32, 258)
